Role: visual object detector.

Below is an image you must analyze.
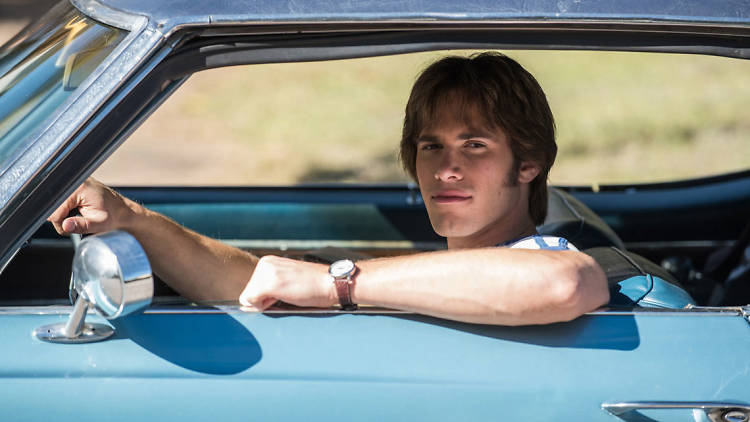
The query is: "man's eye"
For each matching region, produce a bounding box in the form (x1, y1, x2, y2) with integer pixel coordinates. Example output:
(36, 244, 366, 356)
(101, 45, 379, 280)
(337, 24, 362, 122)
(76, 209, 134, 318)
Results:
(466, 141, 486, 148)
(420, 143, 441, 151)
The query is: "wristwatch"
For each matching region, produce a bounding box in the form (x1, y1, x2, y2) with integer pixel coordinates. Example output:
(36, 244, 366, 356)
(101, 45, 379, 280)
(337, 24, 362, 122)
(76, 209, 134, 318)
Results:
(329, 259, 358, 310)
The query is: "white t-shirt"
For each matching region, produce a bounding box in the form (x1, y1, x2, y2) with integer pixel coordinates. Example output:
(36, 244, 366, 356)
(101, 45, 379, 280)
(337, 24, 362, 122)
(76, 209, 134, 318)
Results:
(500, 235, 578, 251)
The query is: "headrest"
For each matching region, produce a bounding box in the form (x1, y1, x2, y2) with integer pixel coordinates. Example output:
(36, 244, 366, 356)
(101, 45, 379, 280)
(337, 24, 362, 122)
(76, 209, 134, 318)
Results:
(538, 188, 625, 250)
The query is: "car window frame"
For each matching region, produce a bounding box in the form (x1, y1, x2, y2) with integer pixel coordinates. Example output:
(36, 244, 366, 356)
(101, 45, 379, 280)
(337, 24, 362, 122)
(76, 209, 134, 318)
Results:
(2, 19, 749, 298)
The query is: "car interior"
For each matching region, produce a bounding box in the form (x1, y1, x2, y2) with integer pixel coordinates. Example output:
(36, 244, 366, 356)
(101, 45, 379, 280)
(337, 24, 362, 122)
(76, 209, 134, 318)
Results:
(2, 177, 748, 309)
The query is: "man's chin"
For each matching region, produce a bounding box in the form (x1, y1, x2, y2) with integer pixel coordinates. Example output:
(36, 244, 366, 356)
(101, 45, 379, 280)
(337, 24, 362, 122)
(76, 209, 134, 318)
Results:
(430, 220, 478, 239)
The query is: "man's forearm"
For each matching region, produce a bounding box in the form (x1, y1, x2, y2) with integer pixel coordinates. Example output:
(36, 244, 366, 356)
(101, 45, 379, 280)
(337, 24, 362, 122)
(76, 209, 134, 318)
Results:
(352, 248, 609, 325)
(123, 199, 257, 302)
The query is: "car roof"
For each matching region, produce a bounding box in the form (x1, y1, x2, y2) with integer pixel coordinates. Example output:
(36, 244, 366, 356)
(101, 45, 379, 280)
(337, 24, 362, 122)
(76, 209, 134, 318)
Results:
(91, 0, 750, 29)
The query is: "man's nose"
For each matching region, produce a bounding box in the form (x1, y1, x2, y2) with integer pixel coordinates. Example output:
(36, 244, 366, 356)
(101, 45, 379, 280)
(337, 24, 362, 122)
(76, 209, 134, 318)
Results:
(434, 148, 463, 181)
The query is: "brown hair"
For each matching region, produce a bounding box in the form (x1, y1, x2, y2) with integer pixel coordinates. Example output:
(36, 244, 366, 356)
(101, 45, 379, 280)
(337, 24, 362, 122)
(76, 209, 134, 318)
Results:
(399, 52, 556, 225)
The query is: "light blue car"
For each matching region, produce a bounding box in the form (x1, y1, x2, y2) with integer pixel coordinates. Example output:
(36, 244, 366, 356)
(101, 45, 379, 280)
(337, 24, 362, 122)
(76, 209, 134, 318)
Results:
(1, 1, 749, 421)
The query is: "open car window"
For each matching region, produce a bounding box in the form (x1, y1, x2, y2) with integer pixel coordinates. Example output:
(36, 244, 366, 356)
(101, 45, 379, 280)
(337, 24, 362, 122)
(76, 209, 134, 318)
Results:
(0, 32, 748, 310)
(82, 49, 747, 310)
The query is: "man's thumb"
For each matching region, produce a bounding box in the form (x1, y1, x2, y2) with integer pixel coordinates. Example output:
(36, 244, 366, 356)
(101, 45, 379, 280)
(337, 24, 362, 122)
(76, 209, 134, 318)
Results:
(61, 217, 90, 234)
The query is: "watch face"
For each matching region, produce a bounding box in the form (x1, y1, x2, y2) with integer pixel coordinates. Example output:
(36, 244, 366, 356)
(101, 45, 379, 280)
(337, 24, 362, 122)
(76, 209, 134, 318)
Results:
(329, 259, 355, 278)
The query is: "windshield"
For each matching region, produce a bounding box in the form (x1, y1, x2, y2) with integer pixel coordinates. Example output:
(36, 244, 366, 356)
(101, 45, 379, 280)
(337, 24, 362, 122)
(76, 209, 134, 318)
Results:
(0, 3, 127, 172)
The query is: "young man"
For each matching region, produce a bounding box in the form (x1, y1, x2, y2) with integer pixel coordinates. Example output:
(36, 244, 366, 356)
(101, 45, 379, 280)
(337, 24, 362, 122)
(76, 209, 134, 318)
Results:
(48, 53, 608, 325)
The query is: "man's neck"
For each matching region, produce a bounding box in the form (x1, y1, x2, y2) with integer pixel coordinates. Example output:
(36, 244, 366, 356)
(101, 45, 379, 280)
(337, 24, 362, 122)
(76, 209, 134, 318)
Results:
(446, 216, 538, 250)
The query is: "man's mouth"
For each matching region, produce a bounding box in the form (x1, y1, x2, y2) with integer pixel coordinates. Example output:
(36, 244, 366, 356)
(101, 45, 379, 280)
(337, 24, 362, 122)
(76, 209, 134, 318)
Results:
(432, 190, 472, 203)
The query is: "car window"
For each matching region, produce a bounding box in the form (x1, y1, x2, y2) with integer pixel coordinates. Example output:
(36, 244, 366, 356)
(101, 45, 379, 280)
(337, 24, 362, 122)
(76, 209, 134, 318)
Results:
(0, 3, 128, 172)
(93, 50, 750, 187)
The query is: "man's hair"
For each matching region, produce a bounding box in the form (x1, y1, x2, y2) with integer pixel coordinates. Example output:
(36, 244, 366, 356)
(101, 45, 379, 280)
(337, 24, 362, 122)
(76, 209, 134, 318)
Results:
(399, 52, 556, 226)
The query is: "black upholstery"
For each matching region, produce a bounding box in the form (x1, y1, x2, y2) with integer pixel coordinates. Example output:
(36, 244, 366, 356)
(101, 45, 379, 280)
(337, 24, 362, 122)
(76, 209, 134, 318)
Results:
(584, 246, 694, 308)
(585, 246, 679, 286)
(539, 188, 625, 250)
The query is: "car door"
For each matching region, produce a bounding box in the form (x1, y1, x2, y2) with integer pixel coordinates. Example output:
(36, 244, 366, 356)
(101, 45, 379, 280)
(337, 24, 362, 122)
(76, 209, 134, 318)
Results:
(2, 302, 749, 421)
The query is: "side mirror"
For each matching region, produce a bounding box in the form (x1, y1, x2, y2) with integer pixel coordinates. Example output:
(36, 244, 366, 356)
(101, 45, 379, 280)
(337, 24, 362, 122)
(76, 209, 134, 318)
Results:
(34, 231, 154, 343)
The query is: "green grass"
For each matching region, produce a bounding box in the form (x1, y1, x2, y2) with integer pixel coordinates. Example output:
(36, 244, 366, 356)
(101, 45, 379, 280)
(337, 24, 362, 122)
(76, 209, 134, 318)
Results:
(100, 50, 750, 186)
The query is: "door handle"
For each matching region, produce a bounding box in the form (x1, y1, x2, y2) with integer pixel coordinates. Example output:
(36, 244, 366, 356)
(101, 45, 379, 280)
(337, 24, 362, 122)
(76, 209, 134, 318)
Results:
(602, 401, 750, 422)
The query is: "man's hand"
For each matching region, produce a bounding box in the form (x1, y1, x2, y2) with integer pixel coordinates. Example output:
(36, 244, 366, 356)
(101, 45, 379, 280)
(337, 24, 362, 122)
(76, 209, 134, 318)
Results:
(239, 256, 337, 311)
(47, 178, 137, 235)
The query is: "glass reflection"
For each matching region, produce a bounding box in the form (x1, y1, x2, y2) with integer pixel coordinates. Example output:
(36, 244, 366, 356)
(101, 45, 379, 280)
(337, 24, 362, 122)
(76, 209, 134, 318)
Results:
(0, 3, 127, 171)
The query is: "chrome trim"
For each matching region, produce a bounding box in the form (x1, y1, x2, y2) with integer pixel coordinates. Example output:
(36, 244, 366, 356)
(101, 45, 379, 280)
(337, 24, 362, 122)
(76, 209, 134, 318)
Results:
(138, 15, 750, 43)
(173, 18, 750, 37)
(742, 307, 750, 324)
(71, 0, 148, 32)
(0, 304, 408, 315)
(0, 245, 22, 275)
(1, 304, 745, 316)
(602, 401, 750, 422)
(87, 0, 750, 27)
(197, 18, 750, 30)
(34, 321, 114, 343)
(145, 305, 410, 315)
(588, 305, 744, 316)
(62, 295, 89, 337)
(33, 296, 114, 344)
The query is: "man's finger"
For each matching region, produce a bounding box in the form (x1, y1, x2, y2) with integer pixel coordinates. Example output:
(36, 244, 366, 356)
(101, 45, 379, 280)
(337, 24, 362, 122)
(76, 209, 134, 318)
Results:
(47, 199, 76, 225)
(259, 297, 278, 310)
(47, 183, 86, 225)
(246, 296, 277, 311)
(239, 287, 277, 311)
(49, 220, 65, 236)
(239, 286, 257, 307)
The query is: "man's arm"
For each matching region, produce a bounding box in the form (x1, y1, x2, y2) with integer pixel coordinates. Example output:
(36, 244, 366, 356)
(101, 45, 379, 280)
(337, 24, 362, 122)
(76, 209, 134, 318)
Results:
(241, 248, 609, 325)
(48, 178, 257, 301)
(50, 179, 609, 324)
(354, 248, 608, 325)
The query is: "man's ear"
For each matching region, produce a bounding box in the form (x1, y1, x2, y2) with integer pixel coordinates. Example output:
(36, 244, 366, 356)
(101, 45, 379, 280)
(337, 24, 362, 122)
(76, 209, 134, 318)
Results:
(517, 161, 541, 184)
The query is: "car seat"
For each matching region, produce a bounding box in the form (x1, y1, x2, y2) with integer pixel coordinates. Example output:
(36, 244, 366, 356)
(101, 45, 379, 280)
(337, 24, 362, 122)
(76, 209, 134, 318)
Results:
(585, 246, 695, 308)
(540, 188, 694, 308)
(538, 187, 625, 250)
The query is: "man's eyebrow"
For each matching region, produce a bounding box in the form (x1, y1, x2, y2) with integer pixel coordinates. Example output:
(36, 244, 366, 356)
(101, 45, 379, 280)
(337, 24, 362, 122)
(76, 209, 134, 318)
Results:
(459, 129, 495, 140)
(416, 128, 497, 143)
(416, 134, 440, 143)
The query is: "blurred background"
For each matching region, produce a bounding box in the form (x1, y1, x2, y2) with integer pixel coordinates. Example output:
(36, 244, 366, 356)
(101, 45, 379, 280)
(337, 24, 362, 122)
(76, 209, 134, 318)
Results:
(3, 1, 749, 187)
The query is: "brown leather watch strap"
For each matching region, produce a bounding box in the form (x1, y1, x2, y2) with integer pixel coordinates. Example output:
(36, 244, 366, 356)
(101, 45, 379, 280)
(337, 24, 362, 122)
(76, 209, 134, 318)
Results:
(334, 279, 357, 310)
(329, 260, 358, 310)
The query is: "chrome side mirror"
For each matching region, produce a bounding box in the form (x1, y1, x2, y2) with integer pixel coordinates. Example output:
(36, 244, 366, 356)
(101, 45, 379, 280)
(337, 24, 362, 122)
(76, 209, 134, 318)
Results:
(35, 231, 154, 343)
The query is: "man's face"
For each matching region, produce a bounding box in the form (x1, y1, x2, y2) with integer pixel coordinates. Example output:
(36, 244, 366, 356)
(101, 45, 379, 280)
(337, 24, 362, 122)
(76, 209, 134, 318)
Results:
(415, 107, 539, 247)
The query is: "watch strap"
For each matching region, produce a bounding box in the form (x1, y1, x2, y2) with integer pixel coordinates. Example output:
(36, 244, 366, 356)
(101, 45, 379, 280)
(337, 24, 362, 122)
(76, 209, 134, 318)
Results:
(334, 279, 357, 311)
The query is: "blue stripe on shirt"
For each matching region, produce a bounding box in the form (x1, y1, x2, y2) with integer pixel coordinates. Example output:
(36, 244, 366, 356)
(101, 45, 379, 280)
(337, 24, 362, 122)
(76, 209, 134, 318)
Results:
(499, 234, 573, 250)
